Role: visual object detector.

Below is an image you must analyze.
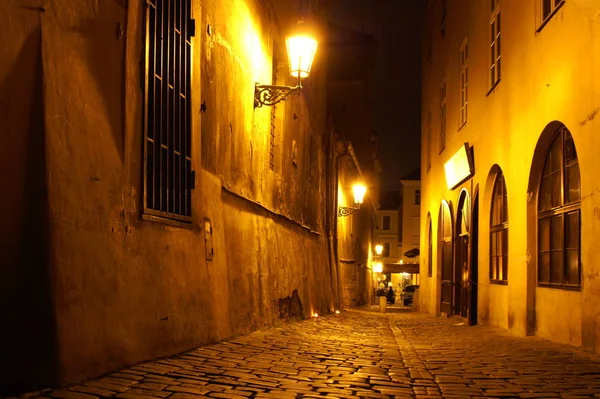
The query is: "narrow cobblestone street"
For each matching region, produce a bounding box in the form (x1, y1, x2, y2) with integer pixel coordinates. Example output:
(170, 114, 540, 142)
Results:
(12, 309, 600, 399)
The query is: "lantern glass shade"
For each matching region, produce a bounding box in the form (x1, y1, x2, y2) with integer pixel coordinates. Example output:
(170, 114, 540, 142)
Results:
(286, 35, 318, 79)
(352, 183, 367, 205)
(375, 244, 383, 256)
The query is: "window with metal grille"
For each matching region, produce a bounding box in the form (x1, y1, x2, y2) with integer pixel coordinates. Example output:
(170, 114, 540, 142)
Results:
(490, 1, 501, 89)
(144, 0, 193, 222)
(490, 172, 508, 283)
(538, 126, 581, 288)
(459, 39, 468, 128)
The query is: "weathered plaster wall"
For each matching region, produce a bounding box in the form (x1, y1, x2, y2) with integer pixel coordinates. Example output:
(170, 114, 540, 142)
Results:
(0, 0, 58, 390)
(336, 155, 374, 309)
(1, 0, 337, 391)
(421, 0, 600, 351)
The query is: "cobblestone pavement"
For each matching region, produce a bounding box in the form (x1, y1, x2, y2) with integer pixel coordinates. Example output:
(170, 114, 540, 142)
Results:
(11, 308, 600, 399)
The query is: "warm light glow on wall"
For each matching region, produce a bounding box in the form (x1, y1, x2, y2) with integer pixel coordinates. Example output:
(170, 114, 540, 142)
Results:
(352, 183, 367, 205)
(286, 35, 318, 79)
(444, 143, 474, 190)
(373, 262, 383, 273)
(375, 244, 383, 256)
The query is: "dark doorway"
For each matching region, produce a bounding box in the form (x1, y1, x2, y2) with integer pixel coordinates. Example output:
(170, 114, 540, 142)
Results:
(439, 201, 453, 316)
(470, 193, 479, 325)
(455, 191, 470, 318)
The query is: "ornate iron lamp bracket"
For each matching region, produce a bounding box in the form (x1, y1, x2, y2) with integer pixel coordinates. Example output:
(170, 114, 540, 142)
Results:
(254, 83, 301, 108)
(338, 205, 360, 217)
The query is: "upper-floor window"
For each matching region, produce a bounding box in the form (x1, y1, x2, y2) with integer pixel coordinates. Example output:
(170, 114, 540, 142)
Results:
(144, 0, 193, 222)
(440, 0, 447, 37)
(383, 215, 391, 230)
(490, 171, 508, 283)
(427, 108, 432, 171)
(538, 125, 581, 288)
(541, 0, 565, 26)
(415, 189, 421, 205)
(490, 0, 501, 89)
(382, 242, 391, 257)
(439, 81, 446, 152)
(459, 39, 468, 127)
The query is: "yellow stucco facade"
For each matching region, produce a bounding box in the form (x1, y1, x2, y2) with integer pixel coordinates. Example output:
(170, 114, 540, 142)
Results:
(420, 0, 600, 353)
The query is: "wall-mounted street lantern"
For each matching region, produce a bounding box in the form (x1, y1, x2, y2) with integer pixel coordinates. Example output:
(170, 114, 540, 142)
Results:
(338, 183, 367, 217)
(374, 244, 383, 256)
(255, 21, 318, 108)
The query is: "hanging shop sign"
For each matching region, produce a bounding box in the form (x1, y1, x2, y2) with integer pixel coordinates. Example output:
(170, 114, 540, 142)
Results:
(444, 142, 474, 190)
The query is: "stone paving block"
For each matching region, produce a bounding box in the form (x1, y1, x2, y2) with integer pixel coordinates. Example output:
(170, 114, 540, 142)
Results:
(48, 390, 99, 399)
(110, 373, 146, 381)
(115, 392, 158, 399)
(125, 388, 170, 398)
(98, 377, 138, 387)
(165, 386, 212, 395)
(84, 381, 130, 393)
(169, 394, 209, 399)
(205, 392, 248, 399)
(67, 385, 115, 397)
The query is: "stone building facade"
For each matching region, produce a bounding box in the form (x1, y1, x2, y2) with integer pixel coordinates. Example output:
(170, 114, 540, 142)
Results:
(0, 0, 376, 391)
(420, 0, 600, 352)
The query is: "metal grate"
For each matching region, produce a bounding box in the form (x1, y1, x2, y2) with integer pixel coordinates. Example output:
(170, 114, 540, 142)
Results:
(144, 0, 193, 221)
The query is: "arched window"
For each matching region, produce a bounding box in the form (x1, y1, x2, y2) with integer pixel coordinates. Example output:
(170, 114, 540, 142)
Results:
(490, 172, 508, 283)
(427, 215, 433, 277)
(538, 126, 581, 287)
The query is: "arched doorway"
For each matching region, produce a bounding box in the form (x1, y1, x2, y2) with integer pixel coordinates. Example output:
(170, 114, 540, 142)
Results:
(439, 201, 453, 316)
(455, 189, 470, 318)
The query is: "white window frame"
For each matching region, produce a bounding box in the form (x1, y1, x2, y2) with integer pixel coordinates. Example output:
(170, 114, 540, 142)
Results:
(539, 0, 565, 30)
(490, 1, 501, 90)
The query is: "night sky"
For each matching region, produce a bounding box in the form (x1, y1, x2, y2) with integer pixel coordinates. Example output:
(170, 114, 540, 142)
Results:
(325, 0, 423, 192)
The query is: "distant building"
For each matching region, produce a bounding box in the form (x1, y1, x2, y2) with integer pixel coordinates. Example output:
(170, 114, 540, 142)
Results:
(399, 169, 422, 268)
(375, 190, 401, 262)
(420, 0, 600, 354)
(374, 169, 421, 294)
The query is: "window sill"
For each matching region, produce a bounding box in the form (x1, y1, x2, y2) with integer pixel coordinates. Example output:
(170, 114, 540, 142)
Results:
(486, 79, 501, 97)
(458, 121, 467, 132)
(142, 213, 193, 229)
(536, 1, 565, 34)
(490, 279, 508, 286)
(537, 283, 581, 292)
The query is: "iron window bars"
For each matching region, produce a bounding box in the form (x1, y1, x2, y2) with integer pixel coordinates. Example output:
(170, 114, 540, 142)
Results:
(144, 0, 194, 222)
